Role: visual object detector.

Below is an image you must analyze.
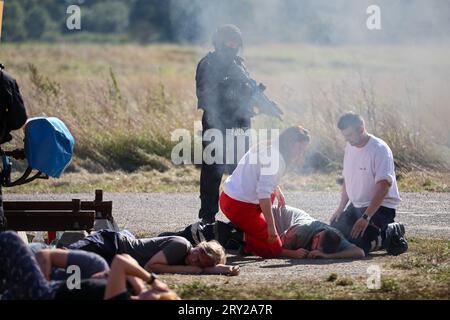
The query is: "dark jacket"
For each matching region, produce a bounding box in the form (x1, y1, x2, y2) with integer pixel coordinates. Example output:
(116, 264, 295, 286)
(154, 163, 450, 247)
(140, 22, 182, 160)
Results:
(196, 52, 255, 130)
(0, 69, 28, 145)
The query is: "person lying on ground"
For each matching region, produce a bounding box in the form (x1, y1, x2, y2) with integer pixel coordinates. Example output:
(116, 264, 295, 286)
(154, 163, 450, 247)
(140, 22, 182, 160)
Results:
(158, 220, 244, 251)
(159, 205, 365, 260)
(0, 231, 179, 300)
(33, 247, 109, 282)
(273, 206, 365, 259)
(68, 230, 240, 276)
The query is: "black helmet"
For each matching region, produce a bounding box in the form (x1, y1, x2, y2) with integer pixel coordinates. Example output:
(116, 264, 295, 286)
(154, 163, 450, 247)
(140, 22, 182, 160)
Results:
(212, 24, 243, 51)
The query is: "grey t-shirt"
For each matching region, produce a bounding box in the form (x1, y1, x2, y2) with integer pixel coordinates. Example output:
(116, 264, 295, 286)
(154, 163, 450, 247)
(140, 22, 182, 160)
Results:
(272, 206, 353, 252)
(51, 250, 110, 281)
(120, 235, 192, 267)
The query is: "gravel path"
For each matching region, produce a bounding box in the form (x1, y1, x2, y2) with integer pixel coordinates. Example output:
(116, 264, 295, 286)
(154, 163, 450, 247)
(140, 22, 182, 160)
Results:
(5, 192, 449, 280)
(6, 192, 448, 239)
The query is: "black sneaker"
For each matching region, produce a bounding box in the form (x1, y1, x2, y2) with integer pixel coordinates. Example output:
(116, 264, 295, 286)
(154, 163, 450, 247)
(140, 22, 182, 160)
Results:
(385, 222, 408, 256)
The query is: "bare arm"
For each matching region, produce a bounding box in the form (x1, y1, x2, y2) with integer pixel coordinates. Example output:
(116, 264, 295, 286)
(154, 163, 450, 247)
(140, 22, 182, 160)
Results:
(148, 264, 239, 276)
(280, 248, 310, 259)
(337, 183, 350, 212)
(350, 180, 391, 239)
(203, 264, 240, 276)
(330, 184, 349, 223)
(365, 180, 390, 218)
(274, 185, 286, 208)
(259, 198, 278, 243)
(48, 249, 70, 267)
(35, 249, 70, 280)
(127, 276, 147, 295)
(144, 250, 202, 275)
(104, 254, 152, 300)
(146, 263, 202, 275)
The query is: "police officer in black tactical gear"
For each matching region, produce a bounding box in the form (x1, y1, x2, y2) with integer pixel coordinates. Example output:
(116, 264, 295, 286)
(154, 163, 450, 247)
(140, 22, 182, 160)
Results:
(196, 25, 282, 224)
(0, 64, 28, 231)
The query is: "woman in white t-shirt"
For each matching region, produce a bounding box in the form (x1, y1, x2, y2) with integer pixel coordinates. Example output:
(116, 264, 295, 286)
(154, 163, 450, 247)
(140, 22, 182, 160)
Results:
(219, 126, 311, 258)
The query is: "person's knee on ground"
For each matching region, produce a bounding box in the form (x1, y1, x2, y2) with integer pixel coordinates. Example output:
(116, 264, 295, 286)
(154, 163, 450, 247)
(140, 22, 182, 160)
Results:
(356, 208, 402, 256)
(217, 222, 244, 250)
(244, 233, 282, 258)
(352, 225, 382, 255)
(352, 222, 402, 256)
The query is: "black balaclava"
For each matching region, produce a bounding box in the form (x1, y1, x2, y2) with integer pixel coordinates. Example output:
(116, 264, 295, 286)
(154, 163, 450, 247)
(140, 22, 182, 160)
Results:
(212, 24, 243, 63)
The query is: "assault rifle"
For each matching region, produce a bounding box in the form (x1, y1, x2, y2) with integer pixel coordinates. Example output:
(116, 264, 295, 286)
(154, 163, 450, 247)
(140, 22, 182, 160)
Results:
(224, 60, 284, 120)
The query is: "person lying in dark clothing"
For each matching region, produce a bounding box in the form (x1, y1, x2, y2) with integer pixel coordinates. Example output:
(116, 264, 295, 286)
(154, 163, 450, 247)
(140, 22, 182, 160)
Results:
(68, 230, 239, 276)
(0, 231, 179, 300)
(159, 220, 245, 251)
(160, 205, 365, 260)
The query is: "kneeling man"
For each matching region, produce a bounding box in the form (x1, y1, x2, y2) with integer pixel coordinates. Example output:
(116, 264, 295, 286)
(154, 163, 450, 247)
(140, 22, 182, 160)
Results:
(330, 112, 408, 256)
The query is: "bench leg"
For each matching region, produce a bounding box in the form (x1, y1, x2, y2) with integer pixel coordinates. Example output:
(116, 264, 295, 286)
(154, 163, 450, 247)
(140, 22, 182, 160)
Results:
(47, 231, 56, 244)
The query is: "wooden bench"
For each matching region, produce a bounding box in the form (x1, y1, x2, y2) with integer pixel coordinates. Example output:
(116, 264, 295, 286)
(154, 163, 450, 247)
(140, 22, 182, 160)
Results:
(4, 190, 113, 232)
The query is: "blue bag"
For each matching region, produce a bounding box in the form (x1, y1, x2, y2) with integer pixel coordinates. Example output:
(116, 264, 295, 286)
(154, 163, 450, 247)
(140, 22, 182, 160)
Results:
(24, 117, 75, 178)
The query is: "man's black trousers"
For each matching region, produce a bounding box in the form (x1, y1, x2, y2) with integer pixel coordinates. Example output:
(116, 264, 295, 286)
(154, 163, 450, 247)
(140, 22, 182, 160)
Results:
(331, 203, 395, 254)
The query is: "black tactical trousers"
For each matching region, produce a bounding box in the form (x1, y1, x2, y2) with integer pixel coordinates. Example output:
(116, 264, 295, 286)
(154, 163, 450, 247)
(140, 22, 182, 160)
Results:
(199, 162, 229, 223)
(198, 115, 250, 223)
(331, 203, 395, 254)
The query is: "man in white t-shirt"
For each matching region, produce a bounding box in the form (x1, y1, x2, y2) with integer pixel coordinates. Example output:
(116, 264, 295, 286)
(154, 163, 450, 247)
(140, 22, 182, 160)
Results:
(330, 112, 408, 256)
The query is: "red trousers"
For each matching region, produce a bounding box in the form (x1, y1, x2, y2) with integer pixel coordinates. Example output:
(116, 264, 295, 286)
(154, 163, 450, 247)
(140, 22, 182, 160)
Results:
(219, 192, 282, 258)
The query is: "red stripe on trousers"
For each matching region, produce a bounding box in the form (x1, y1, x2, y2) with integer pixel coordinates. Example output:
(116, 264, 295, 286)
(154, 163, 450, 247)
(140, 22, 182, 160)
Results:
(219, 192, 282, 258)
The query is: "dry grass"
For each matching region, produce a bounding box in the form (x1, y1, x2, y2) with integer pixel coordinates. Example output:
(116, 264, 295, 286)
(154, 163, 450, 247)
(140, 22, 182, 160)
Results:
(6, 168, 449, 194)
(1, 43, 449, 182)
(162, 237, 450, 300)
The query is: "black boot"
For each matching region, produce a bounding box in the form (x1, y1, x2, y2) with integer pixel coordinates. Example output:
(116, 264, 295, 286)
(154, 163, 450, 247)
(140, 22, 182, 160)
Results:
(384, 223, 408, 256)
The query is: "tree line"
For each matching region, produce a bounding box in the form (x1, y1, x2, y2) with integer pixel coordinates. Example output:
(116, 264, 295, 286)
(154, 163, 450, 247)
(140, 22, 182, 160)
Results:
(2, 0, 449, 44)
